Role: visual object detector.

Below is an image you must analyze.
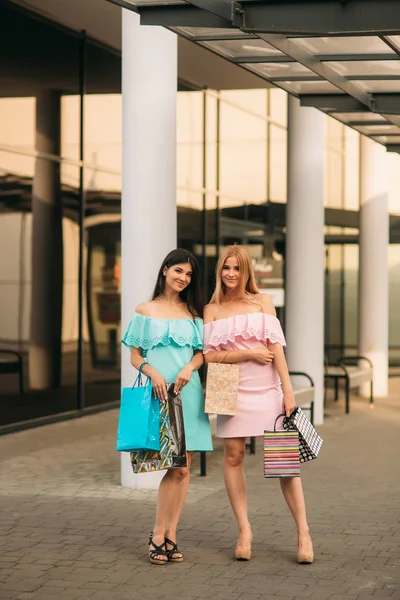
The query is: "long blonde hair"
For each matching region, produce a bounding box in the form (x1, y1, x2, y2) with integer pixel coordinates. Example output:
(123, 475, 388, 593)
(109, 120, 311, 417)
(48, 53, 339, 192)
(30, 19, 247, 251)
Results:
(210, 245, 259, 305)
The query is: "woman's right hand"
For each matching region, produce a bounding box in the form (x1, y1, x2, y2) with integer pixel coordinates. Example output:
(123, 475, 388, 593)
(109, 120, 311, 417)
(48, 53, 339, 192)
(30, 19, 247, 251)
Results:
(148, 368, 168, 401)
(250, 347, 275, 365)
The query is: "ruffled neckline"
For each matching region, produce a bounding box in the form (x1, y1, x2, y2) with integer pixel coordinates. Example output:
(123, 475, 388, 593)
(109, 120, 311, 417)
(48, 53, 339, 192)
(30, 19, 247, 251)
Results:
(203, 311, 286, 352)
(121, 312, 203, 353)
(206, 311, 278, 325)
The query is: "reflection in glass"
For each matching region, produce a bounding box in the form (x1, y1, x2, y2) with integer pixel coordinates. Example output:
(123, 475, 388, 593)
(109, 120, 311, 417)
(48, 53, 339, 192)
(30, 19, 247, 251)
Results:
(219, 92, 267, 206)
(325, 117, 345, 208)
(269, 89, 287, 128)
(389, 245, 400, 365)
(269, 124, 287, 203)
(344, 245, 358, 350)
(0, 98, 35, 178)
(87, 221, 121, 368)
(344, 128, 360, 210)
(326, 245, 343, 359)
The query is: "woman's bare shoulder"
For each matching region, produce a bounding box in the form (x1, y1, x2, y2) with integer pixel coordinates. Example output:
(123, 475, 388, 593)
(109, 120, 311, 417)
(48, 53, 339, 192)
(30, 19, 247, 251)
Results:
(203, 303, 219, 324)
(258, 293, 276, 317)
(135, 302, 154, 317)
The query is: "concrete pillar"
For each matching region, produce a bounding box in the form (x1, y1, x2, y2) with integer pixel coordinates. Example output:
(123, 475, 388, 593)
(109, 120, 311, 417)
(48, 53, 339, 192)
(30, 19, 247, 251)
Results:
(285, 96, 325, 425)
(29, 91, 63, 390)
(121, 10, 177, 488)
(359, 136, 389, 397)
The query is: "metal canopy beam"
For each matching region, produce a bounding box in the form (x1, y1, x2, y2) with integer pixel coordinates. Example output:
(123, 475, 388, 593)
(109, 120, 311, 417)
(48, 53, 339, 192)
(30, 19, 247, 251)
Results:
(386, 144, 400, 153)
(188, 0, 240, 22)
(318, 54, 398, 63)
(106, 0, 139, 12)
(136, 0, 400, 34)
(233, 0, 400, 36)
(139, 4, 234, 28)
(300, 94, 400, 115)
(347, 120, 393, 127)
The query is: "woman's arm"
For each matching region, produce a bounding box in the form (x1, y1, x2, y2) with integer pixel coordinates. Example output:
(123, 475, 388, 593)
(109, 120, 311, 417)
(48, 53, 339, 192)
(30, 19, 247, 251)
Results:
(174, 350, 203, 394)
(188, 350, 204, 371)
(268, 341, 296, 417)
(204, 349, 257, 365)
(130, 346, 168, 401)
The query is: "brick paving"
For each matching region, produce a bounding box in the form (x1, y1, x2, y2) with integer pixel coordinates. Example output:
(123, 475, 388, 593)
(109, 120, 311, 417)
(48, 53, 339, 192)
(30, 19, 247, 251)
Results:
(0, 381, 400, 600)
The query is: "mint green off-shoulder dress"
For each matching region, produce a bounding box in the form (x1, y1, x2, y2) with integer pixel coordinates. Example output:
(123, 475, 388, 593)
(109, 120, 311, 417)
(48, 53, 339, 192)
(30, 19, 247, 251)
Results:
(121, 313, 213, 452)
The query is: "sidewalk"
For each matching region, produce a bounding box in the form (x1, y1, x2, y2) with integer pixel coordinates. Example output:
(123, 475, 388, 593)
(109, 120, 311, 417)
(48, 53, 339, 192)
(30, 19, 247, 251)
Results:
(1, 381, 400, 600)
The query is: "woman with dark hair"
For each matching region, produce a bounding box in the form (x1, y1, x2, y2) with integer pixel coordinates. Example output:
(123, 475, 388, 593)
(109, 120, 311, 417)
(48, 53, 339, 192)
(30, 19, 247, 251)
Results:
(121, 249, 212, 565)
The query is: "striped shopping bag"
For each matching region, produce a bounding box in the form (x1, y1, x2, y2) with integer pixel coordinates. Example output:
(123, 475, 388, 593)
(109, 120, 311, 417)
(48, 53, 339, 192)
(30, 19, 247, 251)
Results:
(264, 415, 300, 478)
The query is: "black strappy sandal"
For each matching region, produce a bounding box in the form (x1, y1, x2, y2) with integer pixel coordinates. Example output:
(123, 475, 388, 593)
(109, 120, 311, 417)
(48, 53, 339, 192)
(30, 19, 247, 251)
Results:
(165, 536, 184, 563)
(148, 533, 168, 565)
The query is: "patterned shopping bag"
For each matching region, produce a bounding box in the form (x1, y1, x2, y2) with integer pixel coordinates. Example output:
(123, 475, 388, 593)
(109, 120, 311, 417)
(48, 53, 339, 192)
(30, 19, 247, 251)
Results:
(205, 361, 239, 416)
(283, 407, 323, 463)
(264, 415, 300, 478)
(131, 384, 187, 473)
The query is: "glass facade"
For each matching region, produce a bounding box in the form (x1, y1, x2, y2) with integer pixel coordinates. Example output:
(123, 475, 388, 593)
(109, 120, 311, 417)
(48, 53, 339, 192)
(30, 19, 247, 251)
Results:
(1, 2, 400, 429)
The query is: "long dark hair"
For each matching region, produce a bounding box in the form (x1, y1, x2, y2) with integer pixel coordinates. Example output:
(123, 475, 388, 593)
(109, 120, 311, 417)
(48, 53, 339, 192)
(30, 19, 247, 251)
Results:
(152, 249, 203, 318)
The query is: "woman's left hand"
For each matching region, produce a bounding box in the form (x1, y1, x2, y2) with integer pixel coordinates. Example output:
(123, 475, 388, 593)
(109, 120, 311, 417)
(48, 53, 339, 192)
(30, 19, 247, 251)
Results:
(174, 364, 194, 394)
(282, 390, 296, 417)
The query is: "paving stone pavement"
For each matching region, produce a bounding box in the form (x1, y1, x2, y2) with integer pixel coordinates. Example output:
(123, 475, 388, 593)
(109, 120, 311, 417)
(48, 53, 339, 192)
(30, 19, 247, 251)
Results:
(1, 381, 400, 600)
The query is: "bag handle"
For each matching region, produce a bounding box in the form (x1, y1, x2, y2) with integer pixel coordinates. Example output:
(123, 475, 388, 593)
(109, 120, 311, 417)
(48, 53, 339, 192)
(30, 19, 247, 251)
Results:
(217, 350, 231, 365)
(133, 362, 149, 389)
(274, 408, 298, 431)
(273, 413, 286, 432)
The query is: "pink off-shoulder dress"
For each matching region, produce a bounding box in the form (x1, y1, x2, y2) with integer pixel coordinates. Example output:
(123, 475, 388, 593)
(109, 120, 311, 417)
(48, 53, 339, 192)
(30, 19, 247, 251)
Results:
(203, 312, 287, 438)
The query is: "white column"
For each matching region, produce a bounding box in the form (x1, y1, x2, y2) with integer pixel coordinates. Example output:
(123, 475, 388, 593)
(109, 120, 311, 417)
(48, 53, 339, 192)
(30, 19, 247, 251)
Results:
(286, 97, 325, 425)
(359, 136, 389, 397)
(30, 91, 63, 390)
(121, 10, 177, 488)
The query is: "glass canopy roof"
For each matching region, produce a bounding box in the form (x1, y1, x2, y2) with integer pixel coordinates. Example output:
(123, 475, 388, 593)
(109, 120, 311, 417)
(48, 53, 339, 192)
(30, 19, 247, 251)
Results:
(108, 0, 400, 153)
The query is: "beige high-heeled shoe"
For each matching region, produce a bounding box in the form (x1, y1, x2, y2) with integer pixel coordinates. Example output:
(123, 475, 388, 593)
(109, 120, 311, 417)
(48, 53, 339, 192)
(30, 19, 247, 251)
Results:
(235, 532, 253, 561)
(297, 537, 314, 564)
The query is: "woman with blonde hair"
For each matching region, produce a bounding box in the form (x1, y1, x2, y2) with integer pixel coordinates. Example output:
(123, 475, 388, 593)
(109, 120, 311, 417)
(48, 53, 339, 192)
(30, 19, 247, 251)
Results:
(203, 245, 313, 564)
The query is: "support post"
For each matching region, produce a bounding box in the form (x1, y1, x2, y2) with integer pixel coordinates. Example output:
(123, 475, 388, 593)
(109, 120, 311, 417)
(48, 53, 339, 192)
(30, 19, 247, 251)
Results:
(121, 10, 178, 488)
(29, 91, 63, 390)
(285, 97, 325, 425)
(359, 136, 389, 398)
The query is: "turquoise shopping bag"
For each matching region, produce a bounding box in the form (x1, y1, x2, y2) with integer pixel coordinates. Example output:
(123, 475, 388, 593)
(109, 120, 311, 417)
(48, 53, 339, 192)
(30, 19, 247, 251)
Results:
(116, 369, 160, 452)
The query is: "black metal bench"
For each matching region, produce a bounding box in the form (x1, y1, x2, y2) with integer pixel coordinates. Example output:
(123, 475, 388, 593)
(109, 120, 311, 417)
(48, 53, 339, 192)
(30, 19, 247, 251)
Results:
(200, 370, 315, 475)
(0, 350, 24, 393)
(324, 355, 373, 414)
